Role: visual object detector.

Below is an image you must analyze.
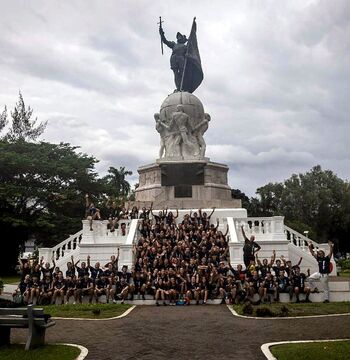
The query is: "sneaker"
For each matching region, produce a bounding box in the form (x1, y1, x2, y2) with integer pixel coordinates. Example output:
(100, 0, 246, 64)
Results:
(142, 295, 146, 300)
(163, 302, 167, 306)
(323, 299, 330, 303)
(305, 298, 312, 303)
(156, 301, 160, 306)
(220, 298, 226, 305)
(73, 302, 76, 305)
(312, 287, 319, 294)
(121, 299, 124, 304)
(112, 299, 117, 304)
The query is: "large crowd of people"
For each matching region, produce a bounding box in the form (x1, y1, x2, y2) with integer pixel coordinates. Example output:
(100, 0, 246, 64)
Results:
(13, 201, 334, 305)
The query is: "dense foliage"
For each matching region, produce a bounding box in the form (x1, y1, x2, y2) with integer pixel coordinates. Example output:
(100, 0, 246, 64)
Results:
(232, 166, 350, 252)
(0, 94, 133, 274)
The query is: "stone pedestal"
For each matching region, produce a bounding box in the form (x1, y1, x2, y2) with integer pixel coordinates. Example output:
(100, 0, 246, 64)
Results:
(135, 159, 241, 209)
(134, 91, 241, 209)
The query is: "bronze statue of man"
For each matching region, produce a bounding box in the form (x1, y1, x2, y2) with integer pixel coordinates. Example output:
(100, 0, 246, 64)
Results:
(159, 26, 188, 91)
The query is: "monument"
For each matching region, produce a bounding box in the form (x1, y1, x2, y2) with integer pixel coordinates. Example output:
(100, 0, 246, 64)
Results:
(135, 18, 241, 209)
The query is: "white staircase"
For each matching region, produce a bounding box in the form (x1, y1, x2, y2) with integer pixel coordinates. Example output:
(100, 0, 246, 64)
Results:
(4, 209, 349, 303)
(39, 231, 83, 271)
(284, 225, 336, 276)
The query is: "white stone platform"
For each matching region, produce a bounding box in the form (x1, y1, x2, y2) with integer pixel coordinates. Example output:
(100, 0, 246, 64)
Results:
(135, 160, 241, 209)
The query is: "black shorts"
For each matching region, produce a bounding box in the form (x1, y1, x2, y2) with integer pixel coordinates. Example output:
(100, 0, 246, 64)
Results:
(96, 288, 107, 295)
(81, 289, 92, 295)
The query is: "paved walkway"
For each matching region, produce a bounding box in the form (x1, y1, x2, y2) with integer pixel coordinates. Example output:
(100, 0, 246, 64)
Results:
(11, 306, 350, 360)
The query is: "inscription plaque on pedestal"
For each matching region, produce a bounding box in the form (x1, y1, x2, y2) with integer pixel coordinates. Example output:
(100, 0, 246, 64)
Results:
(174, 185, 192, 198)
(160, 163, 204, 186)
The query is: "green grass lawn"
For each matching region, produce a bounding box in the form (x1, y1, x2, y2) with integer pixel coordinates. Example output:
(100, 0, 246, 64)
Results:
(38, 303, 132, 319)
(233, 302, 350, 317)
(271, 340, 350, 360)
(0, 344, 80, 360)
(0, 275, 20, 285)
(339, 270, 350, 278)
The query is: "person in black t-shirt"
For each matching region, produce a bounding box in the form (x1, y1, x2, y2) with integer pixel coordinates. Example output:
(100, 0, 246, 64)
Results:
(276, 270, 293, 301)
(18, 257, 31, 281)
(31, 264, 42, 281)
(132, 271, 147, 300)
(186, 275, 201, 304)
(65, 260, 76, 278)
(262, 272, 277, 303)
(30, 276, 41, 304)
(94, 275, 110, 303)
(75, 274, 94, 304)
(139, 202, 153, 221)
(241, 225, 261, 268)
(74, 256, 89, 278)
(307, 241, 334, 303)
(106, 197, 120, 232)
(13, 274, 31, 304)
(247, 270, 264, 302)
(155, 277, 167, 306)
(65, 275, 77, 304)
(87, 256, 104, 281)
(40, 256, 56, 281)
(256, 251, 275, 278)
(291, 266, 311, 303)
(39, 276, 53, 305)
(115, 265, 133, 303)
(199, 208, 215, 231)
(51, 271, 66, 305)
(104, 249, 120, 274)
(85, 194, 101, 231)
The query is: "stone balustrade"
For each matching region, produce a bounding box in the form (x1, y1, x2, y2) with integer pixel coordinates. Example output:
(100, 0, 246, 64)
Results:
(39, 230, 83, 266)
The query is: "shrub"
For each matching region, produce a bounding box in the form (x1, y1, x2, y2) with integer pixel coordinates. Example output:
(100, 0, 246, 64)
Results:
(242, 302, 253, 315)
(338, 259, 350, 270)
(279, 305, 290, 317)
(92, 308, 101, 315)
(255, 307, 275, 317)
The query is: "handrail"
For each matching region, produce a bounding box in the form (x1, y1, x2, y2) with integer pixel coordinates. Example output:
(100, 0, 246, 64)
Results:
(51, 230, 83, 262)
(233, 217, 283, 236)
(284, 225, 320, 251)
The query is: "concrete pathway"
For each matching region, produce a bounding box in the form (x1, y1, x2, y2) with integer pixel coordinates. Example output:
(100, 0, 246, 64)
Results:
(11, 305, 350, 360)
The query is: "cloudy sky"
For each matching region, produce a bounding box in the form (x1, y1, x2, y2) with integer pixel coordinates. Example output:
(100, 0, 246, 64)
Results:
(0, 0, 349, 196)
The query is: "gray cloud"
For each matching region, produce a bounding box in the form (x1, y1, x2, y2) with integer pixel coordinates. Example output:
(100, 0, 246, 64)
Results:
(0, 0, 349, 196)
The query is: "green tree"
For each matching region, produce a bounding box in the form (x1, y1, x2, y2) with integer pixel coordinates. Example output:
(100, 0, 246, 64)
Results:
(103, 166, 133, 199)
(251, 166, 350, 251)
(0, 106, 7, 135)
(4, 92, 47, 142)
(0, 140, 103, 273)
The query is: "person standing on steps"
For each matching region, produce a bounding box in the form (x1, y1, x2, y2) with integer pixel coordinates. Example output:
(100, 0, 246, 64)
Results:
(307, 240, 334, 303)
(241, 225, 261, 268)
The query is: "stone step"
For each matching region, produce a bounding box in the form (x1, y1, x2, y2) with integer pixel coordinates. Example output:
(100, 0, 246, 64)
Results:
(278, 292, 350, 303)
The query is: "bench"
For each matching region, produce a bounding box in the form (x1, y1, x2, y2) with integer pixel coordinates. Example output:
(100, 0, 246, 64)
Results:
(0, 304, 56, 350)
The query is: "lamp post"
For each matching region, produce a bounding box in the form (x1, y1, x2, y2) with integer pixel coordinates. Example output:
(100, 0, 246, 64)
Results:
(303, 230, 309, 238)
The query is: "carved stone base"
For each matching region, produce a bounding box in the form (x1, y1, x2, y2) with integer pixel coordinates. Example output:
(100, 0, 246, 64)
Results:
(134, 159, 241, 209)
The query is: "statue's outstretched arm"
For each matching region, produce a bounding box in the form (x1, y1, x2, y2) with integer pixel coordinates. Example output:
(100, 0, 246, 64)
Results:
(192, 118, 209, 132)
(159, 28, 175, 49)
